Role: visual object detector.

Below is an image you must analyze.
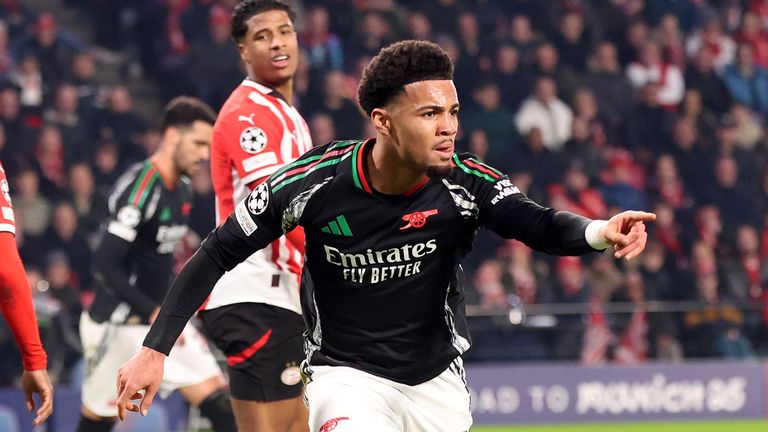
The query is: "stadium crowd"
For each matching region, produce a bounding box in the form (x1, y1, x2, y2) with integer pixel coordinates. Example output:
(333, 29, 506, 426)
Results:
(2, 0, 768, 386)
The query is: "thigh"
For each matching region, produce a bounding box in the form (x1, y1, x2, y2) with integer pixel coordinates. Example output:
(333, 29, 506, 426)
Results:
(305, 366, 401, 432)
(80, 315, 146, 417)
(160, 323, 223, 396)
(200, 303, 305, 402)
(400, 359, 473, 432)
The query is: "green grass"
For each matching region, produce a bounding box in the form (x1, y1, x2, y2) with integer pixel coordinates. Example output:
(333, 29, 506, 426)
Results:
(473, 420, 768, 432)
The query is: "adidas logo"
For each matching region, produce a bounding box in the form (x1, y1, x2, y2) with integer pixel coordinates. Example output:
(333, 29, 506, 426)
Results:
(321, 215, 353, 237)
(159, 207, 172, 222)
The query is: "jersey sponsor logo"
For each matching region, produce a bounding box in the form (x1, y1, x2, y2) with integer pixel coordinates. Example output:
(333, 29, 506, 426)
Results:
(320, 214, 353, 237)
(399, 209, 438, 230)
(156, 224, 188, 253)
(248, 182, 270, 215)
(490, 179, 521, 205)
(325, 240, 437, 284)
(0, 178, 10, 204)
(117, 205, 142, 228)
(235, 200, 258, 236)
(240, 126, 268, 154)
(280, 364, 302, 386)
(242, 151, 278, 174)
(319, 417, 349, 432)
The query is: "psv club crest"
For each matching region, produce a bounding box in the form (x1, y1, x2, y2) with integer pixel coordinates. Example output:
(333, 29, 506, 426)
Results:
(0, 179, 10, 204)
(240, 126, 268, 154)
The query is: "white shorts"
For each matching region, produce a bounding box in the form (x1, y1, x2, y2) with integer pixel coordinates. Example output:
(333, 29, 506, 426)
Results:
(305, 359, 472, 432)
(80, 312, 223, 417)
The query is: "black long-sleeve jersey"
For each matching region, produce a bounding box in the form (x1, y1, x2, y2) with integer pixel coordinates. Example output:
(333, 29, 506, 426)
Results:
(89, 160, 192, 325)
(146, 139, 601, 385)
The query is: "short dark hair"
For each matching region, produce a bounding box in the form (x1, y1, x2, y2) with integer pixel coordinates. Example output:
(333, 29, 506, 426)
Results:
(231, 0, 296, 43)
(161, 96, 217, 131)
(357, 40, 454, 116)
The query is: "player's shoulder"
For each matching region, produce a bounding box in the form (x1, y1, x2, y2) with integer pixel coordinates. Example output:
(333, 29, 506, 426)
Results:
(110, 160, 162, 210)
(449, 152, 506, 185)
(267, 139, 361, 195)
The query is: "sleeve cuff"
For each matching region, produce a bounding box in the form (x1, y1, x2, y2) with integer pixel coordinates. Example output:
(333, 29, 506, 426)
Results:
(585, 219, 610, 250)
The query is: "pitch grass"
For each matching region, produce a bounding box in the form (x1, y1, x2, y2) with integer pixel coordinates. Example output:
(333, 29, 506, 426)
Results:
(472, 419, 768, 432)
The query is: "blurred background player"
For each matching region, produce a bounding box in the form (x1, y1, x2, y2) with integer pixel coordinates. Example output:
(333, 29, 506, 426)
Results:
(0, 160, 54, 426)
(76, 97, 236, 432)
(197, 1, 312, 431)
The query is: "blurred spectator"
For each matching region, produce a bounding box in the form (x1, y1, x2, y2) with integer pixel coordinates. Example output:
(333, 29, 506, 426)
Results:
(185, 5, 241, 110)
(43, 83, 89, 161)
(66, 162, 106, 238)
(306, 70, 363, 139)
(95, 85, 146, 160)
(734, 11, 768, 67)
(685, 17, 736, 72)
(586, 252, 623, 303)
(347, 11, 393, 60)
(12, 12, 80, 91)
(492, 44, 531, 113)
(515, 77, 573, 151)
(406, 10, 433, 41)
(67, 50, 104, 112)
(301, 5, 344, 85)
(10, 166, 50, 237)
(610, 270, 648, 364)
(528, 41, 580, 102)
(599, 151, 648, 211)
(582, 41, 634, 135)
(684, 47, 731, 114)
(668, 117, 712, 201)
(91, 141, 121, 195)
(309, 111, 336, 145)
(722, 44, 768, 114)
(651, 201, 685, 257)
(462, 80, 518, 172)
(655, 13, 685, 68)
(552, 257, 591, 361)
(506, 14, 538, 62)
(499, 240, 555, 306)
(730, 102, 764, 148)
(472, 259, 506, 308)
(552, 11, 592, 72)
(34, 125, 67, 192)
(547, 161, 607, 220)
(42, 201, 91, 288)
(678, 88, 718, 138)
(9, 53, 43, 108)
(626, 40, 685, 109)
(648, 154, 692, 210)
(706, 156, 758, 229)
(0, 20, 14, 75)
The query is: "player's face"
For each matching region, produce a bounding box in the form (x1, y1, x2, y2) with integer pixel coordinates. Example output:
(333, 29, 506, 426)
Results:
(173, 120, 212, 176)
(239, 10, 298, 86)
(387, 80, 459, 177)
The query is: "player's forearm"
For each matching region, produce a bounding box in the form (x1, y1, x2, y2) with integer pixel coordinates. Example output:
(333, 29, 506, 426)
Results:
(143, 246, 225, 354)
(0, 235, 47, 370)
(93, 234, 157, 317)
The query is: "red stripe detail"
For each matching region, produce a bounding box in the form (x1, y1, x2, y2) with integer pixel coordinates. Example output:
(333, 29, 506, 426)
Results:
(271, 240, 283, 271)
(357, 139, 372, 193)
(277, 145, 354, 181)
(404, 177, 429, 196)
(132, 166, 157, 206)
(226, 329, 273, 366)
(463, 159, 501, 179)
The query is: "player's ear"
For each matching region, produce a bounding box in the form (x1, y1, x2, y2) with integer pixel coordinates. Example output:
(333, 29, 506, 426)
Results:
(162, 126, 181, 148)
(371, 108, 391, 136)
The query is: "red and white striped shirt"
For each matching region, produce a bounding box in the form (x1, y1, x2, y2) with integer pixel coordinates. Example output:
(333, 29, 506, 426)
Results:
(0, 161, 15, 234)
(204, 80, 312, 313)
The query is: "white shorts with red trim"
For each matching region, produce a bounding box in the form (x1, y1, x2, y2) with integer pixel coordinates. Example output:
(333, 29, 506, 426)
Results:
(79, 312, 223, 417)
(305, 360, 472, 432)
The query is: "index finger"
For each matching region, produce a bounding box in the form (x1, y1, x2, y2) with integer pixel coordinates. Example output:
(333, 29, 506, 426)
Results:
(33, 390, 53, 425)
(116, 385, 133, 421)
(624, 211, 657, 222)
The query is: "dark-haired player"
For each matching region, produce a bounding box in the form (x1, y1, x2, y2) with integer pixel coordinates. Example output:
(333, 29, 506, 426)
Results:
(200, 1, 311, 431)
(117, 41, 655, 431)
(77, 97, 236, 432)
(0, 161, 53, 426)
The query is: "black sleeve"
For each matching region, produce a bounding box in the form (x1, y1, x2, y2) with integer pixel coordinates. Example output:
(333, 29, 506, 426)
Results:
(479, 177, 598, 256)
(144, 179, 294, 354)
(92, 233, 157, 317)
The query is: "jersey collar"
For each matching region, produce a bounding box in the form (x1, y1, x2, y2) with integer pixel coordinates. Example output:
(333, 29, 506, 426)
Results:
(241, 78, 287, 102)
(351, 138, 430, 196)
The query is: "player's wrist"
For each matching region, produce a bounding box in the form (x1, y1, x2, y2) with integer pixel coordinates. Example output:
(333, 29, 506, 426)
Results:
(139, 346, 168, 359)
(585, 219, 610, 250)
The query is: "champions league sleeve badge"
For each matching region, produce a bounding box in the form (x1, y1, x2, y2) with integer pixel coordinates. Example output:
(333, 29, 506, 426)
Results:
(248, 182, 270, 215)
(240, 126, 268, 154)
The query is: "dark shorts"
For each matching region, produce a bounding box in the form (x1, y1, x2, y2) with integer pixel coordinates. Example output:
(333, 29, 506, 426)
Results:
(199, 303, 306, 402)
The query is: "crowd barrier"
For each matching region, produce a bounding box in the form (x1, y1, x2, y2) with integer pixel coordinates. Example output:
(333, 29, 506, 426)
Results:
(0, 360, 765, 430)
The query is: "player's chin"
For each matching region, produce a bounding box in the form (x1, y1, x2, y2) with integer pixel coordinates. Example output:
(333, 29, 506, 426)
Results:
(426, 162, 453, 179)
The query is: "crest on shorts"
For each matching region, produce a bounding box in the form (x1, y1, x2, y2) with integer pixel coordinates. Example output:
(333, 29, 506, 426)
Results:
(117, 205, 141, 227)
(240, 126, 268, 154)
(280, 365, 301, 386)
(0, 179, 10, 204)
(247, 182, 270, 215)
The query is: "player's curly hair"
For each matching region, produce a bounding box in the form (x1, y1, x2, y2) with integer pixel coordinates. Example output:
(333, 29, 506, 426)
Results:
(161, 96, 217, 131)
(231, 0, 296, 43)
(357, 40, 454, 116)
